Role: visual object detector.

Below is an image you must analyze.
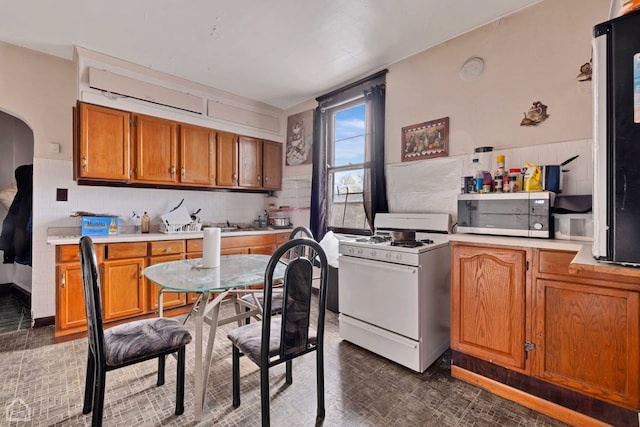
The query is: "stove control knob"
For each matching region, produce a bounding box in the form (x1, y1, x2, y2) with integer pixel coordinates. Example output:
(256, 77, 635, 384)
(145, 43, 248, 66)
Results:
(371, 250, 377, 257)
(356, 248, 363, 255)
(347, 247, 354, 255)
(385, 252, 391, 259)
(396, 253, 402, 261)
(533, 222, 543, 230)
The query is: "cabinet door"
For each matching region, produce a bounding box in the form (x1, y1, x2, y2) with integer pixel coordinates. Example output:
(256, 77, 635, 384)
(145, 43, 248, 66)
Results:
(77, 103, 130, 181)
(262, 140, 282, 190)
(451, 244, 528, 372)
(533, 279, 639, 408)
(180, 124, 215, 186)
(216, 131, 238, 187)
(133, 114, 178, 184)
(147, 254, 187, 311)
(57, 264, 87, 330)
(101, 258, 146, 320)
(238, 136, 262, 188)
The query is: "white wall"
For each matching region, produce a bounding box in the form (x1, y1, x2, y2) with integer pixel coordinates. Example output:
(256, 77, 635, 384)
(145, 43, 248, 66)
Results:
(278, 0, 608, 226)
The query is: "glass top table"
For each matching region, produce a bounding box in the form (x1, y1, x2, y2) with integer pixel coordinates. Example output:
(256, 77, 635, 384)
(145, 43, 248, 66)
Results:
(144, 254, 285, 421)
(144, 254, 281, 292)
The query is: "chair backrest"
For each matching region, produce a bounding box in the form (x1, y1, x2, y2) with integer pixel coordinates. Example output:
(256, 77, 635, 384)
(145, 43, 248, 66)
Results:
(79, 236, 106, 366)
(262, 238, 328, 361)
(288, 226, 313, 240)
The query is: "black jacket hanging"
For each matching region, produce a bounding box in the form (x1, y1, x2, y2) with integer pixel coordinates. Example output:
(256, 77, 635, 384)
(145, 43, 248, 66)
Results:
(0, 164, 33, 265)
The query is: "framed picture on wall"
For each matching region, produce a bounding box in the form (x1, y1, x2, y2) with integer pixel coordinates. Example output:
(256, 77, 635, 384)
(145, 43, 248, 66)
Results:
(401, 117, 449, 162)
(286, 109, 313, 166)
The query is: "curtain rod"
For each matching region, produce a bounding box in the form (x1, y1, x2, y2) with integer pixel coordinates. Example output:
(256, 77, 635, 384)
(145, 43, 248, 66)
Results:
(320, 94, 364, 112)
(316, 69, 388, 103)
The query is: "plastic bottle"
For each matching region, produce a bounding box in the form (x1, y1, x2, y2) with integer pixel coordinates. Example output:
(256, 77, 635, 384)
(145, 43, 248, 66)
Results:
(470, 158, 488, 193)
(141, 212, 150, 233)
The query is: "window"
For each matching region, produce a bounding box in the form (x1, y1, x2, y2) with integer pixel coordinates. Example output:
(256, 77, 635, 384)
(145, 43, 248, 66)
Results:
(311, 69, 387, 239)
(327, 101, 368, 231)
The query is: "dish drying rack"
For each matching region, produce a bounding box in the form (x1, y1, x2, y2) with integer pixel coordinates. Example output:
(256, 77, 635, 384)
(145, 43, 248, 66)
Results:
(160, 221, 202, 234)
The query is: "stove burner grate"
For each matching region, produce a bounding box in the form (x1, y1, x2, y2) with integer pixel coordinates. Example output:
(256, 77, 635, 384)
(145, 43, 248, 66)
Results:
(356, 235, 391, 244)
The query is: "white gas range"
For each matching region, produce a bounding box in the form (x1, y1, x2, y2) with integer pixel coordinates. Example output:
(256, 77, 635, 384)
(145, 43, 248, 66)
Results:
(338, 213, 452, 372)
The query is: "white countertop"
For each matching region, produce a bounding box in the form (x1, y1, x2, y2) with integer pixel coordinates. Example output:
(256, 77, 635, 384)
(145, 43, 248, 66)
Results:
(448, 233, 588, 252)
(46, 228, 288, 246)
(448, 232, 640, 278)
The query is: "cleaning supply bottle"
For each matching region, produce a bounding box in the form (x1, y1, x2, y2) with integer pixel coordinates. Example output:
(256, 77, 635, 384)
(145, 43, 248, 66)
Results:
(470, 158, 486, 193)
(141, 212, 150, 233)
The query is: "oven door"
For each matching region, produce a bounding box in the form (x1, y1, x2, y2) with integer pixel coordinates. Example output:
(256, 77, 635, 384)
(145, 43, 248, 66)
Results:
(338, 255, 419, 340)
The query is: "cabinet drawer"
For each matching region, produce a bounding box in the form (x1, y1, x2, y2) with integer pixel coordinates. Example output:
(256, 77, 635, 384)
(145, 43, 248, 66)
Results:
(57, 245, 81, 263)
(149, 240, 185, 256)
(222, 234, 275, 249)
(275, 232, 289, 245)
(537, 250, 577, 276)
(186, 238, 203, 253)
(104, 242, 148, 259)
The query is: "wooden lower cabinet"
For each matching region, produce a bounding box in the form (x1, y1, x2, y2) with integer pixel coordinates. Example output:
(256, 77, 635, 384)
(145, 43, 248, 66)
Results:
(451, 243, 640, 426)
(55, 232, 287, 340)
(147, 253, 186, 311)
(533, 275, 640, 410)
(101, 257, 146, 321)
(56, 263, 86, 330)
(450, 242, 530, 373)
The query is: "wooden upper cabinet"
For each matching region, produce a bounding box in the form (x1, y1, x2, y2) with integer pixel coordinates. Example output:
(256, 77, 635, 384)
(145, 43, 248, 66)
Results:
(76, 102, 131, 181)
(216, 131, 238, 187)
(238, 136, 262, 188)
(451, 243, 529, 373)
(180, 124, 216, 186)
(262, 140, 282, 190)
(133, 114, 178, 184)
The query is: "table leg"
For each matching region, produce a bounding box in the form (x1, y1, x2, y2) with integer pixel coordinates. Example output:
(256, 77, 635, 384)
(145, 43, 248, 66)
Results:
(193, 290, 208, 422)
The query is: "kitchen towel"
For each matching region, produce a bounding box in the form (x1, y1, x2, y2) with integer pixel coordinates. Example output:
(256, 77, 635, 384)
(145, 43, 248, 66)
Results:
(202, 227, 221, 268)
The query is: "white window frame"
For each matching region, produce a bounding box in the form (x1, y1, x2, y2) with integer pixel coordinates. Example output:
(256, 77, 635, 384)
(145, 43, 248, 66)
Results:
(326, 98, 371, 233)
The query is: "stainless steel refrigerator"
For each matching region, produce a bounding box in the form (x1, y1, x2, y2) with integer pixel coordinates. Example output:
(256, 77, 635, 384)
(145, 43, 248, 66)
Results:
(592, 9, 640, 265)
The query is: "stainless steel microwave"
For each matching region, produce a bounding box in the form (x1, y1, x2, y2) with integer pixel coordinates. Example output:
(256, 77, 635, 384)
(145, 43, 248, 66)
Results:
(457, 192, 555, 238)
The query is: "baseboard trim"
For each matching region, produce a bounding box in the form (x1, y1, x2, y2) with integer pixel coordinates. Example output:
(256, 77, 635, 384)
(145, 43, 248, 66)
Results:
(452, 366, 613, 427)
(33, 316, 55, 328)
(11, 285, 31, 309)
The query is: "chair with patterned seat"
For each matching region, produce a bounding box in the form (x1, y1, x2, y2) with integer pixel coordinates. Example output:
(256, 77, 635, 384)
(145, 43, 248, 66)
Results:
(227, 237, 329, 426)
(79, 236, 192, 427)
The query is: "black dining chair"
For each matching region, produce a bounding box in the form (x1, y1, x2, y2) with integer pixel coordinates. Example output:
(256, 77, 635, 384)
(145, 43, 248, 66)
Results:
(239, 226, 315, 320)
(227, 238, 329, 426)
(79, 236, 192, 426)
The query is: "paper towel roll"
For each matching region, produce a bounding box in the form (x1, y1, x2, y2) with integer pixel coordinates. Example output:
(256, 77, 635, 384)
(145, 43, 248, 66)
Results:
(202, 227, 221, 268)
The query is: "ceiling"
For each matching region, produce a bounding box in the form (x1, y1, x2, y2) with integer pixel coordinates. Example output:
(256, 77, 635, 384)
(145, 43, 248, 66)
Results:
(0, 0, 541, 110)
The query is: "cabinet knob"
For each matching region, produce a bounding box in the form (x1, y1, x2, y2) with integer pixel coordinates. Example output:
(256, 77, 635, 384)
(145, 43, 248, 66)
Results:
(61, 273, 65, 288)
(169, 165, 176, 176)
(82, 155, 87, 170)
(181, 166, 185, 177)
(264, 176, 269, 182)
(257, 175, 261, 181)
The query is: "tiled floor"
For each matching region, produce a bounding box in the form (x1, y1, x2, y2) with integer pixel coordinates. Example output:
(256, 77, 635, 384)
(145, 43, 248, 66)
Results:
(0, 300, 569, 426)
(0, 294, 31, 335)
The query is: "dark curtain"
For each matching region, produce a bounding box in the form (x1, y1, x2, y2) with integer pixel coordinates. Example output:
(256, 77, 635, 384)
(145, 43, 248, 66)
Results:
(310, 107, 327, 240)
(363, 84, 388, 234)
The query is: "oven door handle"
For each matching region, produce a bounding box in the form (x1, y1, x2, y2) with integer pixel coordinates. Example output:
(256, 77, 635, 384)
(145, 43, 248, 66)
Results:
(341, 256, 417, 274)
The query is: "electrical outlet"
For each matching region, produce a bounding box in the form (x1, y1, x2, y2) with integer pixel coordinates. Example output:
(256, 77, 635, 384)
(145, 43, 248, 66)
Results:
(56, 188, 68, 201)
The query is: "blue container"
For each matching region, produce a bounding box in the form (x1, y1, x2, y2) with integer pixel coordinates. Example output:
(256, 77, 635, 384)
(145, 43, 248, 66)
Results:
(82, 216, 118, 236)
